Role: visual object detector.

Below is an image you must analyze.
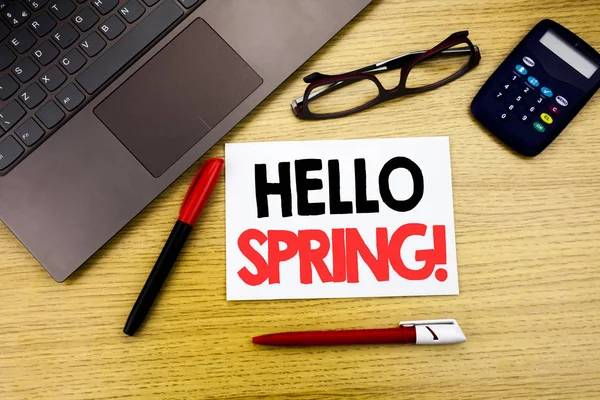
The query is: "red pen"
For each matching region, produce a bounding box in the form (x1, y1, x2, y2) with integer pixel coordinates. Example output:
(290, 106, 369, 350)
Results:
(124, 158, 224, 336)
(252, 319, 466, 346)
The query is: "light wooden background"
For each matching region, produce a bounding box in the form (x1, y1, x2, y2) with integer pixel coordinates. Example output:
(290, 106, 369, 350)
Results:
(2, 0, 600, 398)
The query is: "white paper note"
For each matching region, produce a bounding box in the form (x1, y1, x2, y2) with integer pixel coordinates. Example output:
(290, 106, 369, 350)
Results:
(225, 137, 458, 300)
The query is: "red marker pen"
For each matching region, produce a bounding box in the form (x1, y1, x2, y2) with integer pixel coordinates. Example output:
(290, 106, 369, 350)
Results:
(124, 158, 224, 336)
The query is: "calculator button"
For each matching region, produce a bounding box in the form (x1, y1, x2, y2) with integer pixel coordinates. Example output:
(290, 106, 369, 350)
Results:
(533, 121, 546, 133)
(522, 56, 535, 67)
(520, 85, 532, 96)
(534, 96, 545, 105)
(514, 94, 524, 103)
(527, 76, 540, 87)
(519, 114, 531, 124)
(548, 104, 560, 115)
(508, 72, 521, 84)
(498, 111, 510, 121)
(505, 102, 518, 113)
(494, 91, 504, 101)
(555, 95, 568, 107)
(501, 82, 513, 92)
(540, 113, 553, 125)
(526, 105, 537, 114)
(540, 87, 553, 97)
(515, 64, 528, 75)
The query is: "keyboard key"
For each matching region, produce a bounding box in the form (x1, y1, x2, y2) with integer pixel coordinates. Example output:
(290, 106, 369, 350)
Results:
(498, 111, 509, 122)
(505, 103, 517, 113)
(540, 112, 553, 125)
(72, 6, 98, 32)
(92, 0, 118, 15)
(0, 74, 19, 100)
(520, 84, 532, 96)
(515, 64, 527, 75)
(30, 12, 56, 37)
(49, 0, 76, 20)
(493, 90, 504, 101)
(142, 0, 160, 6)
(519, 114, 531, 124)
(0, 136, 24, 170)
(78, 0, 183, 94)
(540, 87, 553, 98)
(56, 83, 84, 111)
(508, 72, 521, 84)
(514, 94, 524, 104)
(53, 22, 79, 48)
(527, 76, 540, 87)
(119, 0, 145, 23)
(0, 100, 26, 130)
(177, 0, 202, 9)
(13, 57, 39, 83)
(0, 20, 8, 41)
(4, 3, 30, 27)
(36, 100, 64, 128)
(59, 48, 86, 74)
(0, 44, 16, 70)
(9, 29, 35, 53)
(500, 82, 513, 92)
(526, 105, 537, 114)
(79, 31, 105, 57)
(0, 1, 5, 12)
(555, 95, 568, 107)
(15, 118, 44, 146)
(534, 96, 545, 105)
(99, 15, 125, 40)
(548, 104, 560, 115)
(533, 121, 545, 133)
(32, 40, 59, 65)
(39, 65, 66, 91)
(25, 0, 49, 11)
(19, 82, 46, 108)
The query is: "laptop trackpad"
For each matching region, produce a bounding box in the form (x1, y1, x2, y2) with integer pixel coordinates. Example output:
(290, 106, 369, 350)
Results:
(95, 18, 263, 177)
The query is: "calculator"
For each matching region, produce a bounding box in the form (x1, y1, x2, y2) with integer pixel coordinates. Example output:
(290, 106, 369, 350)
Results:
(471, 20, 600, 156)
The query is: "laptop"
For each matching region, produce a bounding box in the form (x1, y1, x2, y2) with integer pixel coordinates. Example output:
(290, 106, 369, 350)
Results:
(0, 0, 373, 282)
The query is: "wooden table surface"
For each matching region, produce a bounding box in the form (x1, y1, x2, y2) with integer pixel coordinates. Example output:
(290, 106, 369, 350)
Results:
(2, 0, 600, 398)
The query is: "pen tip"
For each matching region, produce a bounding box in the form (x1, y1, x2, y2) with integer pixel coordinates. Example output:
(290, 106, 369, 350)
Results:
(252, 336, 264, 345)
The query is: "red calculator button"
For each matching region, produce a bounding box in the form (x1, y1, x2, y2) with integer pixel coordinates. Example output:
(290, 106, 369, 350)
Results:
(548, 104, 560, 115)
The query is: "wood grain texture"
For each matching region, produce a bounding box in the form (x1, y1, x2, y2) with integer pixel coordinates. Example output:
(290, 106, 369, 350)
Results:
(2, 0, 600, 398)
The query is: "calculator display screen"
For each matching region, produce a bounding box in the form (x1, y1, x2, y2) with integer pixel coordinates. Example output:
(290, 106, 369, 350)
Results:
(539, 30, 599, 79)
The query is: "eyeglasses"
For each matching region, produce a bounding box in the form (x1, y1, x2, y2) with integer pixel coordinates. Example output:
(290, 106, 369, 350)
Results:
(291, 31, 481, 120)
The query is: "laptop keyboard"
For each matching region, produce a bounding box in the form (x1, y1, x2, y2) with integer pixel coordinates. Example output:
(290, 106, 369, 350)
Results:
(0, 0, 205, 175)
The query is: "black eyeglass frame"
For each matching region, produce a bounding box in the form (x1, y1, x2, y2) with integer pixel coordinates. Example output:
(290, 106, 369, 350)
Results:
(291, 31, 481, 120)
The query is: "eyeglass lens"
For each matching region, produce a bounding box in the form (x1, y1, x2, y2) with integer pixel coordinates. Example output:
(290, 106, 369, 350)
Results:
(307, 77, 379, 115)
(405, 43, 471, 89)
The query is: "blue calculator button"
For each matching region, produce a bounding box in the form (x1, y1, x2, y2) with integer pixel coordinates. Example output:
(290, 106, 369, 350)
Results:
(541, 87, 553, 97)
(515, 64, 528, 75)
(527, 76, 540, 87)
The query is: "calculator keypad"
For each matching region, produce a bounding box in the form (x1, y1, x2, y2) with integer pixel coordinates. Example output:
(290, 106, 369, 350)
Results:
(492, 55, 570, 135)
